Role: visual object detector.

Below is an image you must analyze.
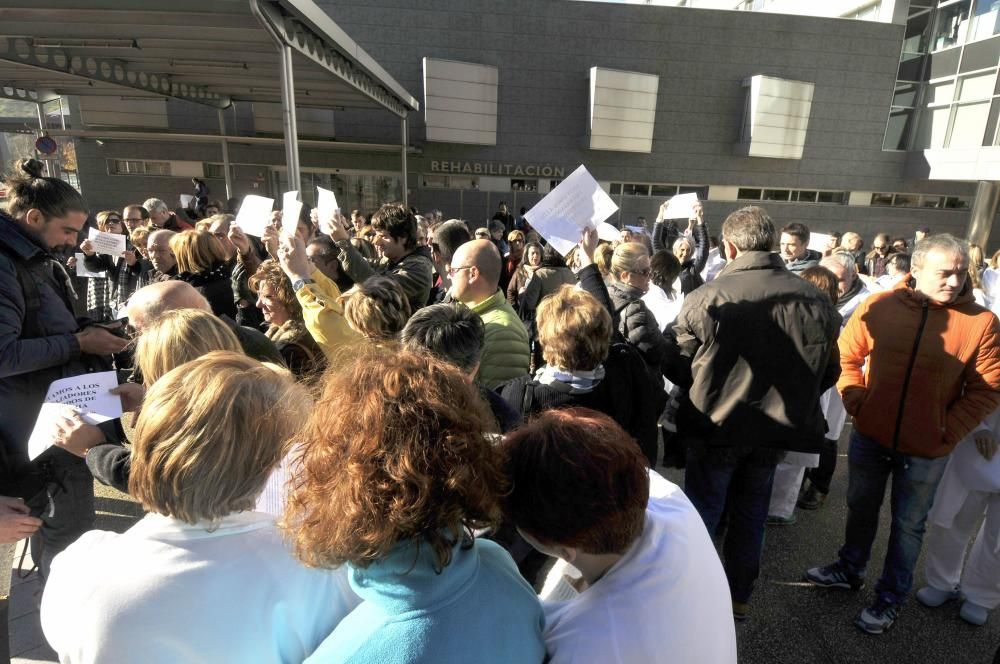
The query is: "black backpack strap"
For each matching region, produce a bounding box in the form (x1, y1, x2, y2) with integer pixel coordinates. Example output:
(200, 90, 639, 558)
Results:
(0, 246, 42, 339)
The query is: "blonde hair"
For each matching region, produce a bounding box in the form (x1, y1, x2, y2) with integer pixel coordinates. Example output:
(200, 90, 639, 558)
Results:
(342, 276, 411, 340)
(594, 243, 614, 277)
(130, 351, 309, 524)
(969, 243, 985, 271)
(169, 229, 226, 273)
(610, 242, 649, 280)
(130, 225, 151, 252)
(194, 219, 213, 232)
(95, 210, 121, 232)
(536, 285, 612, 371)
(135, 309, 242, 385)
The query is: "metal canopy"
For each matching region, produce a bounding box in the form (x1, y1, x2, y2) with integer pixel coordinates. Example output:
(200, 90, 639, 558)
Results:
(0, 0, 418, 114)
(0, 0, 419, 199)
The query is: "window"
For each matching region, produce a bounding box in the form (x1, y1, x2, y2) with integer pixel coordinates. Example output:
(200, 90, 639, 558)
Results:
(421, 174, 448, 188)
(816, 191, 846, 204)
(870, 192, 969, 209)
(737, 188, 763, 200)
(449, 176, 478, 190)
(762, 189, 790, 201)
(107, 159, 172, 176)
(203, 163, 225, 179)
(650, 184, 678, 198)
(933, 0, 971, 51)
(794, 191, 818, 202)
(622, 183, 650, 196)
(550, 179, 563, 189)
(970, 0, 1000, 41)
(610, 183, 622, 195)
(510, 179, 537, 192)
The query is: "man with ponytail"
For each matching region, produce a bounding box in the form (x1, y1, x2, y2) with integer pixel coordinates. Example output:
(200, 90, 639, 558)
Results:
(0, 158, 128, 578)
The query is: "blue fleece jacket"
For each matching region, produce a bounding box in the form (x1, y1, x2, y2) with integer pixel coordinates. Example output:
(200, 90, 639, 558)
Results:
(305, 537, 545, 663)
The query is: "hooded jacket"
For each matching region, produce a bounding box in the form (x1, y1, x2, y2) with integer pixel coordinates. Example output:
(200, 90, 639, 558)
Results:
(839, 278, 1000, 458)
(670, 251, 841, 453)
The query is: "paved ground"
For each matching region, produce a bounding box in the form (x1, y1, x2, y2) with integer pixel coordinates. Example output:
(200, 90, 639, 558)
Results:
(9, 426, 1000, 663)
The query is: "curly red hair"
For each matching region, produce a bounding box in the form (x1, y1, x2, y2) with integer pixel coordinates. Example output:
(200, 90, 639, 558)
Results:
(284, 346, 503, 571)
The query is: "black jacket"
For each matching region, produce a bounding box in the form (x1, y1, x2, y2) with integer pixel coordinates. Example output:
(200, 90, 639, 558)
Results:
(669, 251, 840, 454)
(499, 343, 659, 464)
(175, 261, 238, 319)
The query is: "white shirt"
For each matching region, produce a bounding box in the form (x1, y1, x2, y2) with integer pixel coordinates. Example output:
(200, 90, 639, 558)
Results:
(701, 247, 725, 282)
(542, 471, 737, 664)
(641, 284, 684, 332)
(41, 511, 360, 664)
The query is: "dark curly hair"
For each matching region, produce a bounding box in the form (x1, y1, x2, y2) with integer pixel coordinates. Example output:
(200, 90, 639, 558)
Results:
(284, 347, 503, 572)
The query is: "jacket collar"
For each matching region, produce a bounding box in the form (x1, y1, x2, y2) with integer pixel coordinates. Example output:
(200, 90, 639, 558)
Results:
(718, 250, 784, 277)
(349, 536, 478, 614)
(469, 289, 505, 314)
(0, 211, 48, 260)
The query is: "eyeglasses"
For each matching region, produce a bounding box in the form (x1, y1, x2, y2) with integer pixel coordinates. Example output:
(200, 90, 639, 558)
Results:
(447, 265, 474, 277)
(629, 268, 652, 277)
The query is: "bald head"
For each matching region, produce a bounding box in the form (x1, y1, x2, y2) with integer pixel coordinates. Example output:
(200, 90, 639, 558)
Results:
(127, 281, 211, 331)
(450, 239, 502, 304)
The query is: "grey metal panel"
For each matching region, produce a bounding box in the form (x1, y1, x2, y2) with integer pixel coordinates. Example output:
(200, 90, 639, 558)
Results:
(929, 49, 962, 80)
(961, 36, 1000, 74)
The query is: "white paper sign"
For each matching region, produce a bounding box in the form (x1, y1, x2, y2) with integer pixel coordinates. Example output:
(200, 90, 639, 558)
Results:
(282, 191, 302, 238)
(27, 371, 123, 460)
(522, 165, 619, 256)
(180, 194, 194, 209)
(87, 227, 127, 257)
(808, 232, 833, 253)
(317, 187, 339, 227)
(597, 222, 620, 243)
(234, 195, 274, 237)
(662, 193, 700, 220)
(74, 253, 104, 278)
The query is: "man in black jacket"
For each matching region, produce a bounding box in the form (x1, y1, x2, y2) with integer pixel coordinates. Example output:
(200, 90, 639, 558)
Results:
(668, 205, 840, 620)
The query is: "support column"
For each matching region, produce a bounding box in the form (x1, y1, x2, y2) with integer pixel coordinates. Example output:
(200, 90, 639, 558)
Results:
(35, 102, 51, 176)
(217, 108, 233, 201)
(279, 44, 301, 192)
(400, 113, 409, 207)
(967, 181, 1000, 249)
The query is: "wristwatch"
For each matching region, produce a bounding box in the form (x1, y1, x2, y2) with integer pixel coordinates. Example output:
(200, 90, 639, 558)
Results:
(292, 278, 315, 292)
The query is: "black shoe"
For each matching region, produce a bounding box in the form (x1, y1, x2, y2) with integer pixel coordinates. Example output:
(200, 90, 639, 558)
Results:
(797, 484, 827, 511)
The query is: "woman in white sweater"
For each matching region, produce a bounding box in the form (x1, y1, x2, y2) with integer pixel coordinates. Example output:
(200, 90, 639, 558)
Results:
(40, 352, 358, 663)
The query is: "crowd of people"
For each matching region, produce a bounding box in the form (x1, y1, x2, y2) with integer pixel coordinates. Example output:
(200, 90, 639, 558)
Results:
(1, 155, 999, 662)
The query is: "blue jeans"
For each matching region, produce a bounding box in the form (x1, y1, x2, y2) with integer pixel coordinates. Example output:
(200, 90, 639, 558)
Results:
(684, 448, 778, 604)
(837, 431, 948, 605)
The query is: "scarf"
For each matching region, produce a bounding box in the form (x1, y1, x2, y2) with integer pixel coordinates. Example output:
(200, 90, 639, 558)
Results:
(839, 276, 863, 306)
(534, 364, 606, 394)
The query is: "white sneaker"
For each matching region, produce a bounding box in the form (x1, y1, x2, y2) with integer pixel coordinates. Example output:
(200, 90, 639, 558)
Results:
(959, 600, 989, 626)
(915, 585, 961, 608)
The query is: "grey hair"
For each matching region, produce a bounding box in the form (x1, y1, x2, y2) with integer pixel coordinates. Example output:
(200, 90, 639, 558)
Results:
(720, 206, 775, 252)
(142, 197, 169, 213)
(912, 233, 969, 270)
(820, 253, 857, 278)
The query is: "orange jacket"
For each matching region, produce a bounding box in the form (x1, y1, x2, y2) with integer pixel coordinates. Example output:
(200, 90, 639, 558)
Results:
(839, 281, 1000, 458)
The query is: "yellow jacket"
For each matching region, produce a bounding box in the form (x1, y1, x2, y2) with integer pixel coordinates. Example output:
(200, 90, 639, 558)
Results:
(294, 269, 360, 360)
